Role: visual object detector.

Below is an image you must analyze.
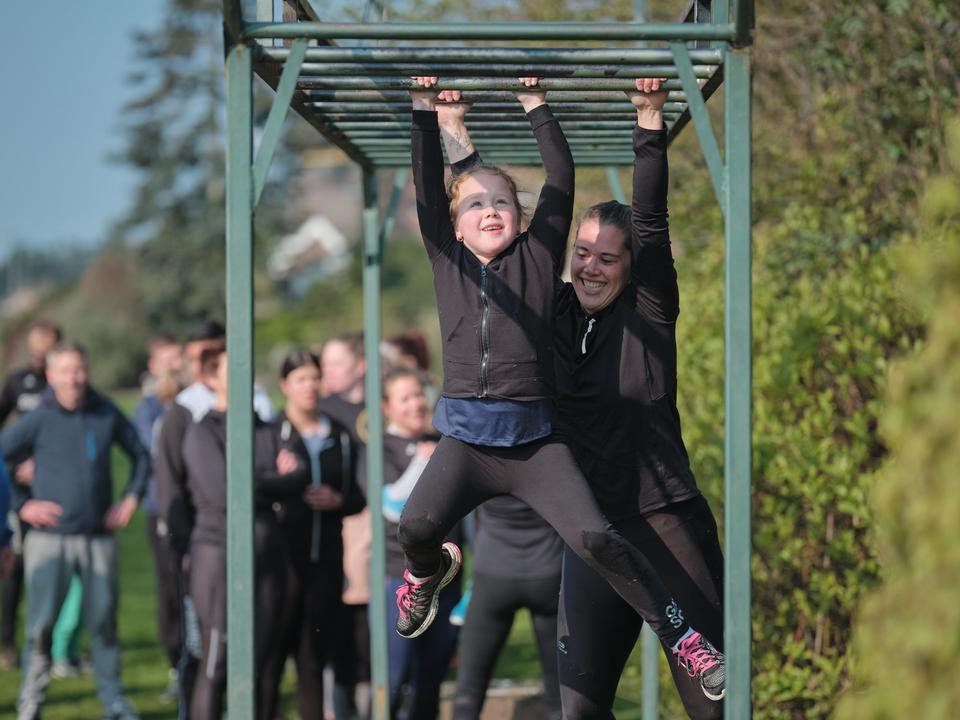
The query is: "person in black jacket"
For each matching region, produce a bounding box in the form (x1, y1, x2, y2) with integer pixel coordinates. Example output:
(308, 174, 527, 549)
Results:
(0, 319, 61, 671)
(552, 79, 726, 718)
(258, 349, 363, 720)
(182, 345, 308, 720)
(394, 74, 723, 702)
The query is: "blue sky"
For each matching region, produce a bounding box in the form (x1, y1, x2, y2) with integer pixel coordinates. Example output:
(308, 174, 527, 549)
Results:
(0, 2, 166, 258)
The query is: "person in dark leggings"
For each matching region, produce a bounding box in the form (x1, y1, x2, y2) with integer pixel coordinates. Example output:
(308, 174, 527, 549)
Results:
(451, 494, 563, 720)
(259, 349, 363, 719)
(378, 368, 461, 719)
(394, 75, 723, 702)
(183, 345, 309, 720)
(552, 78, 726, 719)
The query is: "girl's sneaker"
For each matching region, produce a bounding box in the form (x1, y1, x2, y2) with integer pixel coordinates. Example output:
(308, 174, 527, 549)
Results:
(395, 542, 462, 639)
(672, 630, 726, 701)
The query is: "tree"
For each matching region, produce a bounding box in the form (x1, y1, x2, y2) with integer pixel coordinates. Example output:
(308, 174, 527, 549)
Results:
(833, 119, 960, 720)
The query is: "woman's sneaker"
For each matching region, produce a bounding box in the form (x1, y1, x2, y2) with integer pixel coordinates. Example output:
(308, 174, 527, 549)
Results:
(395, 542, 462, 639)
(672, 630, 726, 701)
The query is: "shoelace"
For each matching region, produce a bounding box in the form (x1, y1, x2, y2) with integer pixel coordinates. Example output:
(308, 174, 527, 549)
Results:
(675, 634, 721, 677)
(396, 583, 417, 619)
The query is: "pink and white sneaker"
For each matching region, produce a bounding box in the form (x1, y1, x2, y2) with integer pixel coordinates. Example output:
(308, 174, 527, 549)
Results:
(395, 542, 462, 639)
(673, 630, 726, 701)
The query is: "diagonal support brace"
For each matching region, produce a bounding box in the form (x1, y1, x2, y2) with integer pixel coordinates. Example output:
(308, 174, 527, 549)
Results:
(253, 38, 308, 205)
(605, 166, 627, 204)
(670, 42, 725, 211)
(379, 168, 408, 255)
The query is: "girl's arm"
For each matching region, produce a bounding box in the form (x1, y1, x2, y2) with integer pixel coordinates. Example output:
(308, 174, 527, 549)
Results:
(410, 77, 457, 261)
(522, 78, 575, 271)
(628, 78, 680, 323)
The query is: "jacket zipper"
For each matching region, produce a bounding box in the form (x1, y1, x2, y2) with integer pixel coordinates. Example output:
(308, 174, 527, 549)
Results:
(479, 265, 490, 398)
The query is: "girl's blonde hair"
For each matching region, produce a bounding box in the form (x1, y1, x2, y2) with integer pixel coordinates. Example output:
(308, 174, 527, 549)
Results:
(446, 164, 529, 224)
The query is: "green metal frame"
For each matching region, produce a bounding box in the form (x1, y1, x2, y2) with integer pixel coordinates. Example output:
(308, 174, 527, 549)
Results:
(221, 1, 753, 718)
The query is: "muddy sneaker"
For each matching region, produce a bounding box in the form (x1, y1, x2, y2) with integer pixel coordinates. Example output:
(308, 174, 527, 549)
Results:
(395, 542, 462, 639)
(673, 630, 725, 701)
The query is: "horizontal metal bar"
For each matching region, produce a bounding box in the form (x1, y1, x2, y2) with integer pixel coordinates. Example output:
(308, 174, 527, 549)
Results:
(361, 156, 635, 165)
(245, 21, 738, 42)
(362, 157, 635, 167)
(302, 101, 685, 113)
(285, 62, 714, 79)
(348, 138, 635, 147)
(261, 45, 724, 65)
(293, 76, 685, 91)
(346, 134, 638, 143)
(299, 89, 688, 103)
(332, 120, 666, 131)
(316, 113, 678, 124)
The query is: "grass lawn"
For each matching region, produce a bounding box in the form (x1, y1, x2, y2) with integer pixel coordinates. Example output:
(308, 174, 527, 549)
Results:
(0, 393, 654, 718)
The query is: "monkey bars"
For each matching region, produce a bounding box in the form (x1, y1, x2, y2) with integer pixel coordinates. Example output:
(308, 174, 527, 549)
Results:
(222, 1, 753, 718)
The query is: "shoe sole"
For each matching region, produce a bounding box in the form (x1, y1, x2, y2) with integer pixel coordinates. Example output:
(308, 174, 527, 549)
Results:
(398, 542, 462, 639)
(702, 687, 726, 702)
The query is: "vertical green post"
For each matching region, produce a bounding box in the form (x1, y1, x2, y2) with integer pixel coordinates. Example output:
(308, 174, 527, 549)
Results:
(606, 151, 660, 720)
(224, 29, 256, 720)
(362, 167, 390, 720)
(723, 46, 752, 720)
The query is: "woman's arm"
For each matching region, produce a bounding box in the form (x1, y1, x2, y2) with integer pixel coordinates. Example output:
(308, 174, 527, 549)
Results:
(628, 78, 680, 323)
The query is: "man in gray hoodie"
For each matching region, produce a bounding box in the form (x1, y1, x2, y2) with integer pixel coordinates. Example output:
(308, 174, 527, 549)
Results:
(1, 341, 149, 720)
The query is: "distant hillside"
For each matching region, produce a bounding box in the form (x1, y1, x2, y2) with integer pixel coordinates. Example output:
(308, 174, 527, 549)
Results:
(0, 245, 93, 304)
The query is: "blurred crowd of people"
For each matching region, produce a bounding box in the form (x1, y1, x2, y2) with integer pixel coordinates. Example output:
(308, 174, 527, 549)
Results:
(0, 318, 553, 720)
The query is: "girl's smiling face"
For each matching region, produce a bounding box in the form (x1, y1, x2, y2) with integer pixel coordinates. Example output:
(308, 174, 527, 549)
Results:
(453, 171, 520, 264)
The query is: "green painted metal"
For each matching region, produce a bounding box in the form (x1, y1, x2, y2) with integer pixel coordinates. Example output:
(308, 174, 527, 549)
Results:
(291, 62, 714, 79)
(670, 42, 724, 210)
(253, 38, 307, 205)
(606, 165, 626, 203)
(347, 134, 637, 144)
(223, 3, 754, 715)
(362, 168, 391, 720)
(713, 0, 730, 25)
(337, 117, 672, 132)
(224, 34, 256, 720)
(294, 77, 686, 91)
(262, 45, 724, 65)
(641, 626, 660, 720)
(723, 46, 753, 719)
(308, 106, 683, 118)
(301, 90, 691, 103)
(379, 168, 408, 254)
(245, 20, 738, 42)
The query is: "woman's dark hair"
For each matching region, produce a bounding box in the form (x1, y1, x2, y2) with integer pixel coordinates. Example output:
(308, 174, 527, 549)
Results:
(577, 200, 632, 247)
(280, 348, 321, 379)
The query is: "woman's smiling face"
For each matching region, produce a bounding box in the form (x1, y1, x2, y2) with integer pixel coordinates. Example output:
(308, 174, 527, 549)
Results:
(570, 217, 631, 314)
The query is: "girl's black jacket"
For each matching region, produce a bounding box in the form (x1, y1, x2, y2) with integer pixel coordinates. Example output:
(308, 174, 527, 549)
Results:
(411, 105, 574, 402)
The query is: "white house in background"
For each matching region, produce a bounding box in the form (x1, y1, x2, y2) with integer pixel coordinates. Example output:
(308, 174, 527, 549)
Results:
(268, 215, 350, 298)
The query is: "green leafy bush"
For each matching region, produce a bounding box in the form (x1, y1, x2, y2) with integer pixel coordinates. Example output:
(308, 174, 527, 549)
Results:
(833, 120, 960, 720)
